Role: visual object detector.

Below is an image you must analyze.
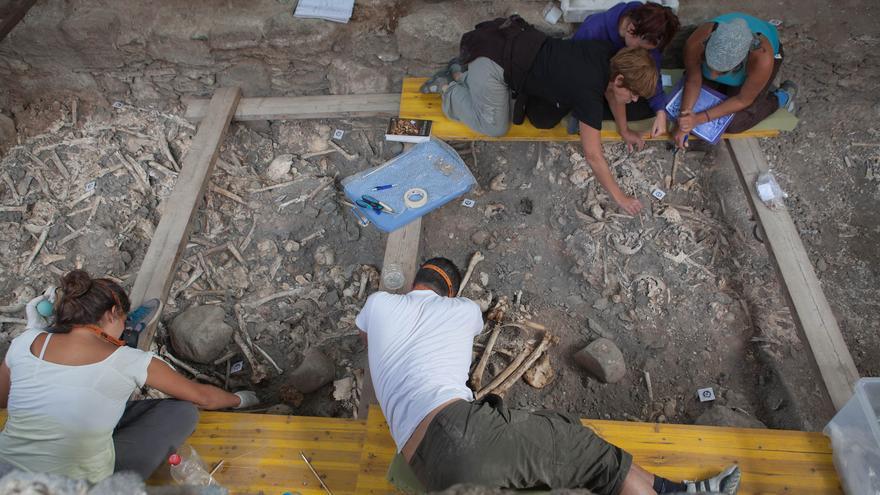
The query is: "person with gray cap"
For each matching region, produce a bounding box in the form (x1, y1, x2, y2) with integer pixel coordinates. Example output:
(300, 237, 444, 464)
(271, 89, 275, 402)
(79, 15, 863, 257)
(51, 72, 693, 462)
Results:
(673, 12, 796, 147)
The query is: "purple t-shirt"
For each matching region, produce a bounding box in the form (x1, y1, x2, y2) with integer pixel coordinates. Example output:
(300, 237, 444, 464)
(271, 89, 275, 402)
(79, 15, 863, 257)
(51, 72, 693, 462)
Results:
(573, 1, 666, 113)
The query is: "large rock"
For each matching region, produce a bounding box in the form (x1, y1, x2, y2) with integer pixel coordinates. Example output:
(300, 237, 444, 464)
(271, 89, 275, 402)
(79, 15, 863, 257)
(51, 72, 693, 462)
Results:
(395, 4, 471, 61)
(573, 338, 626, 383)
(169, 306, 234, 364)
(60, 7, 125, 68)
(328, 58, 391, 95)
(289, 349, 335, 393)
(696, 406, 767, 429)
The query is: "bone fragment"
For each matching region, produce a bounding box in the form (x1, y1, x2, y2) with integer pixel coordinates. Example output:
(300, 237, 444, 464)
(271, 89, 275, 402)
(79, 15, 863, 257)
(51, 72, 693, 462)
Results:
(457, 251, 485, 297)
(233, 305, 268, 383)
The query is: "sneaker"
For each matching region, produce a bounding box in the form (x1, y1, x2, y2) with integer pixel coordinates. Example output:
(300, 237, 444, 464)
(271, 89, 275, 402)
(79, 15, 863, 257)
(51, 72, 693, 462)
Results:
(684, 465, 741, 494)
(125, 298, 162, 331)
(775, 80, 798, 114)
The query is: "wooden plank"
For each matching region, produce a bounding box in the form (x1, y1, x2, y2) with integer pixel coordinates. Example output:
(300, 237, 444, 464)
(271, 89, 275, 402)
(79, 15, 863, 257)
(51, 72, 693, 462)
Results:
(357, 139, 424, 420)
(0, 0, 37, 42)
(184, 93, 400, 123)
(355, 405, 841, 495)
(399, 77, 796, 142)
(148, 412, 368, 495)
(724, 138, 859, 410)
(130, 87, 241, 350)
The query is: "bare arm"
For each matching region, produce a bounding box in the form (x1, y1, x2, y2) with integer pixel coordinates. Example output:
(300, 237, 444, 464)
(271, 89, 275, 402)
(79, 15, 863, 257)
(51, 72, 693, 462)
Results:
(688, 43, 775, 125)
(580, 122, 642, 215)
(0, 362, 9, 409)
(359, 331, 367, 347)
(681, 23, 712, 115)
(145, 357, 241, 410)
(608, 96, 643, 151)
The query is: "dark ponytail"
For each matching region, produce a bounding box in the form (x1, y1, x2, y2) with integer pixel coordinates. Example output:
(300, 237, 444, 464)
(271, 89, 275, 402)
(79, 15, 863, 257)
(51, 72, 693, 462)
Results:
(53, 270, 130, 333)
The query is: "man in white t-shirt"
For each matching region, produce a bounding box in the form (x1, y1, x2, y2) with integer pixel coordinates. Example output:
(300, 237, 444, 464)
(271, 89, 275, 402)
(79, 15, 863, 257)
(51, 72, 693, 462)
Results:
(356, 257, 741, 495)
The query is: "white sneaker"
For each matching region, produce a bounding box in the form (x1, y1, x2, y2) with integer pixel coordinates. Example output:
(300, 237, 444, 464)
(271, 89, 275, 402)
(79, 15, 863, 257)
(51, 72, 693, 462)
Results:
(684, 465, 741, 494)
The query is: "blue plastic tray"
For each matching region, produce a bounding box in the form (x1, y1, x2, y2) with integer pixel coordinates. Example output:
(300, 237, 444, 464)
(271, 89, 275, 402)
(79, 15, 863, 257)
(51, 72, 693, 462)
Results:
(341, 138, 475, 232)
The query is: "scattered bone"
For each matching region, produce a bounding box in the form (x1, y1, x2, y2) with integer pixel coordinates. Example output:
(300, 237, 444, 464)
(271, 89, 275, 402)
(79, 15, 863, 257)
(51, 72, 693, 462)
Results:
(249, 179, 299, 193)
(471, 322, 501, 391)
(21, 224, 51, 275)
(233, 305, 269, 384)
(242, 288, 303, 308)
(489, 173, 508, 191)
(227, 242, 247, 266)
(458, 251, 485, 297)
(265, 154, 295, 181)
(327, 140, 357, 161)
(254, 342, 284, 374)
(211, 184, 247, 205)
(523, 353, 554, 389)
(480, 331, 555, 398)
(160, 350, 223, 387)
(279, 178, 333, 209)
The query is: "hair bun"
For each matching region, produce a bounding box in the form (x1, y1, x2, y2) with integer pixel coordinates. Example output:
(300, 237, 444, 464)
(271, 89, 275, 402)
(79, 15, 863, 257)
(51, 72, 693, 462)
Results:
(62, 270, 93, 298)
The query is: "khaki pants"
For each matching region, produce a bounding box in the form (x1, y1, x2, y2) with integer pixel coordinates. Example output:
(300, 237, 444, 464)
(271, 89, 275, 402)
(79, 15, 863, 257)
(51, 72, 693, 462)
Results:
(408, 396, 632, 494)
(441, 57, 511, 137)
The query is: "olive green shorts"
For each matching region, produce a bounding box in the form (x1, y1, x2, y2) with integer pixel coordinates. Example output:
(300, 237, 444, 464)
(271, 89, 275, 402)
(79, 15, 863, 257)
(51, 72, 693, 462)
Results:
(408, 396, 632, 494)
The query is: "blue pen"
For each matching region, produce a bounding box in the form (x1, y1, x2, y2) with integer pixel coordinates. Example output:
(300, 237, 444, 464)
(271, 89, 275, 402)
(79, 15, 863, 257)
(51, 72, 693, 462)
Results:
(371, 184, 397, 191)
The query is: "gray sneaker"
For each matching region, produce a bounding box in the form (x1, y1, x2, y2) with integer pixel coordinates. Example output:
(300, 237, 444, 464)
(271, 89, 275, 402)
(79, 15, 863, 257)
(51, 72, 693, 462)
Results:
(684, 465, 741, 494)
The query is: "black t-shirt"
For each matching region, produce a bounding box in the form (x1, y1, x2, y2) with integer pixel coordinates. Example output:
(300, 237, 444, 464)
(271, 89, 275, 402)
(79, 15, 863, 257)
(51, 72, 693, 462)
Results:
(523, 38, 613, 130)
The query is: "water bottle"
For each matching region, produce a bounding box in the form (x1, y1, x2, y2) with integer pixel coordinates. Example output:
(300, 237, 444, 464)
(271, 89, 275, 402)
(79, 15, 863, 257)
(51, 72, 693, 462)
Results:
(168, 444, 216, 486)
(382, 263, 405, 291)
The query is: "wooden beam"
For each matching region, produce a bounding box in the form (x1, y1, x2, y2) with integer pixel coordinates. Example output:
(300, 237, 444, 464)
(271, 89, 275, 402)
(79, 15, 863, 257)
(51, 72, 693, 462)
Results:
(130, 87, 241, 350)
(724, 138, 859, 410)
(184, 94, 400, 123)
(357, 139, 423, 419)
(0, 0, 37, 41)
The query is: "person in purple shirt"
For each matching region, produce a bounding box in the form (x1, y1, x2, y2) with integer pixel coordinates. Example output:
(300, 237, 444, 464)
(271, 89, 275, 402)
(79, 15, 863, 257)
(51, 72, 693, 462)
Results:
(574, 2, 679, 150)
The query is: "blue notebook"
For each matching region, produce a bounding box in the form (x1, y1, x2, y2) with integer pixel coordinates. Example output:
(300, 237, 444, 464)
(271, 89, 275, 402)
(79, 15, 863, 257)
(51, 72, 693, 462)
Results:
(665, 81, 734, 144)
(341, 138, 476, 233)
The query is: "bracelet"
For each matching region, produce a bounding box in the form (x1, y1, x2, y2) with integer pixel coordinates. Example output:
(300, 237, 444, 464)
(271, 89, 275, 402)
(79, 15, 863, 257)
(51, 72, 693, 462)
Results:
(704, 110, 711, 123)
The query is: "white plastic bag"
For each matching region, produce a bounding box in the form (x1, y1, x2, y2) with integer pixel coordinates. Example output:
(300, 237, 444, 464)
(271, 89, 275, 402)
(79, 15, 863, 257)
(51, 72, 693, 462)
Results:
(755, 171, 787, 209)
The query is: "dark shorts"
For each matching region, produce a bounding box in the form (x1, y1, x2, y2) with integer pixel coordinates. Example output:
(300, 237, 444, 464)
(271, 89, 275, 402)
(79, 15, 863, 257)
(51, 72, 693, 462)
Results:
(408, 396, 633, 494)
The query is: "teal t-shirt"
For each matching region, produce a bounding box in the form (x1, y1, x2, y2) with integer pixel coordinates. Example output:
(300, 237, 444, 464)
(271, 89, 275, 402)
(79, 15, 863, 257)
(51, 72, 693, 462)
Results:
(702, 13, 780, 87)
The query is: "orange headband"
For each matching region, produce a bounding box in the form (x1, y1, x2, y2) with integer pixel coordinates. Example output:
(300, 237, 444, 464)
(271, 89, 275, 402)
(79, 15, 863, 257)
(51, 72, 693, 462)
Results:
(421, 264, 454, 297)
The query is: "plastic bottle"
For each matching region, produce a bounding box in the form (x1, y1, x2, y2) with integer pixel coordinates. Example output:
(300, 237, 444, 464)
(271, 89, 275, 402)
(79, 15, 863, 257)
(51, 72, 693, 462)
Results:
(382, 263, 405, 291)
(168, 445, 216, 486)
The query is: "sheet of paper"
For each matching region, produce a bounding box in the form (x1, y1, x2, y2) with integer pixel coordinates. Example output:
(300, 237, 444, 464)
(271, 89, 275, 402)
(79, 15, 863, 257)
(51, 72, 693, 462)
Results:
(294, 0, 355, 23)
(661, 74, 672, 87)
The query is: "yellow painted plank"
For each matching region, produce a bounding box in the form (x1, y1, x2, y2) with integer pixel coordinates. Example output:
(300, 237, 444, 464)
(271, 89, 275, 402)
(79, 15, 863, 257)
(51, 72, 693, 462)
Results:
(147, 413, 367, 495)
(355, 406, 841, 495)
(355, 407, 405, 494)
(399, 77, 784, 142)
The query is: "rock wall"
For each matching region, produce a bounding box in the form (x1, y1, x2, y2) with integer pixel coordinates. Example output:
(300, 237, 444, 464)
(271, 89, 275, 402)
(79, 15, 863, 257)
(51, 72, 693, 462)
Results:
(0, 0, 569, 111)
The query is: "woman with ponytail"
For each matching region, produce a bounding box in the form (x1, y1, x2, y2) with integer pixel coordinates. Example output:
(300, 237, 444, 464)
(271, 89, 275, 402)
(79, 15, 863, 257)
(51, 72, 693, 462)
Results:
(0, 270, 258, 483)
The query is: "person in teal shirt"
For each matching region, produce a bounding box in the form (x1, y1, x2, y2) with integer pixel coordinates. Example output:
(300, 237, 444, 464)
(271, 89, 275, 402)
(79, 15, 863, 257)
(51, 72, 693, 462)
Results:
(673, 13, 796, 148)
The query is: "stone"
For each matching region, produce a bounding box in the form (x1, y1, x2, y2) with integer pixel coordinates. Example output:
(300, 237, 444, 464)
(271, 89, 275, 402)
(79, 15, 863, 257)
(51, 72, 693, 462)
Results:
(266, 404, 294, 415)
(696, 405, 767, 429)
(395, 4, 470, 61)
(328, 58, 391, 95)
(60, 7, 125, 68)
(217, 59, 271, 97)
(289, 349, 335, 393)
(265, 154, 294, 181)
(470, 230, 490, 246)
(169, 305, 234, 364)
(333, 376, 355, 401)
(264, 14, 340, 55)
(663, 399, 677, 418)
(573, 338, 626, 383)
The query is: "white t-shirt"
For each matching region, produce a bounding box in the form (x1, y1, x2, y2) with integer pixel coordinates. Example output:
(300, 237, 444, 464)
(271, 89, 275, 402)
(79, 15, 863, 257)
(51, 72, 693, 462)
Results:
(0, 329, 153, 482)
(356, 290, 484, 451)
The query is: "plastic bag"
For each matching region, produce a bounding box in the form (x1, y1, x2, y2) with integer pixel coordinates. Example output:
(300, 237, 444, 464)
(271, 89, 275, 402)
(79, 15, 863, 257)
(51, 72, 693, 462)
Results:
(755, 171, 787, 210)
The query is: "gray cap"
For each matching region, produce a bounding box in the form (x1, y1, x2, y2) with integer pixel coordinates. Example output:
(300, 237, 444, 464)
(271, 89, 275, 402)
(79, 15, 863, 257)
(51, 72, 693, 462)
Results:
(705, 18, 752, 72)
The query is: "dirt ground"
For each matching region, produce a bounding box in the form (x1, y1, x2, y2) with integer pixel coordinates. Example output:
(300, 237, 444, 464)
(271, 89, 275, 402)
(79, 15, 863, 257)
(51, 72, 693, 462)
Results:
(1, 0, 878, 430)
